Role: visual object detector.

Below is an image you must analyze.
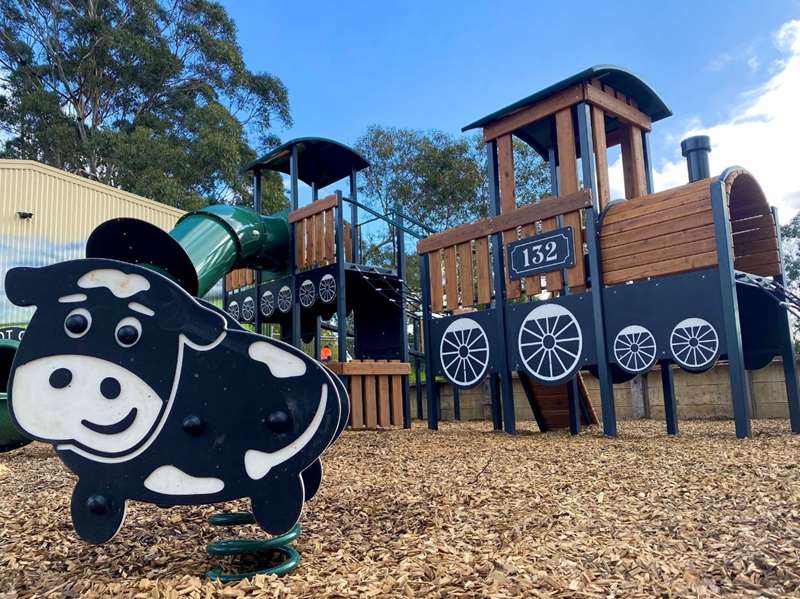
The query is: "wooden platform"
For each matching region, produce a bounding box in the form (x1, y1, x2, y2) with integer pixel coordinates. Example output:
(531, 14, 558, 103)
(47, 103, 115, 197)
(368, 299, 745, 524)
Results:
(518, 371, 598, 431)
(326, 360, 410, 430)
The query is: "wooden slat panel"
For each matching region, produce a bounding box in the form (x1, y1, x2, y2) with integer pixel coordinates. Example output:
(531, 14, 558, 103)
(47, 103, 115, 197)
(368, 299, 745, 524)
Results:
(604, 250, 718, 285)
(443, 246, 459, 311)
(554, 108, 585, 291)
(324, 208, 335, 264)
(732, 226, 776, 246)
(620, 125, 647, 199)
(602, 211, 716, 249)
(344, 222, 353, 262)
(307, 216, 316, 268)
(731, 213, 774, 233)
(246, 270, 255, 286)
(591, 105, 610, 210)
(602, 181, 710, 226)
(584, 83, 652, 131)
(577, 372, 599, 425)
(734, 250, 780, 272)
(363, 375, 378, 429)
(417, 190, 592, 254)
(602, 225, 715, 261)
(390, 375, 403, 426)
(735, 236, 779, 258)
(475, 237, 491, 305)
(314, 212, 324, 265)
(483, 84, 585, 142)
(602, 199, 712, 237)
(296, 219, 306, 268)
(428, 249, 444, 312)
(327, 360, 411, 375)
(288, 194, 338, 223)
(522, 223, 541, 295)
(497, 133, 522, 300)
(603, 237, 718, 273)
(349, 377, 364, 429)
(377, 375, 391, 427)
(457, 242, 475, 307)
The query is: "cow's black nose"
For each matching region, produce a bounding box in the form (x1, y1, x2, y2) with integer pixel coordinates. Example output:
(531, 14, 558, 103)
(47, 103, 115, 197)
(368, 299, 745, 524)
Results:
(266, 410, 292, 433)
(100, 377, 121, 400)
(49, 368, 72, 389)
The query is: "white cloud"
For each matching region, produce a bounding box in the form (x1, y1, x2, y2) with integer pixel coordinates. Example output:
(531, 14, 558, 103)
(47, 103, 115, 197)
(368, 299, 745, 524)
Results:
(609, 20, 800, 223)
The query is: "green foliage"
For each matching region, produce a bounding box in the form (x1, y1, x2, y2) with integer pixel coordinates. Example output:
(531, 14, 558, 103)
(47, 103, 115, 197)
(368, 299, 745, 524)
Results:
(0, 0, 290, 211)
(781, 214, 800, 343)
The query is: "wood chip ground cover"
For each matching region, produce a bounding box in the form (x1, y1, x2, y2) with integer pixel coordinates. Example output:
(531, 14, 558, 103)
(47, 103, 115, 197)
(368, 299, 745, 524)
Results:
(1, 420, 799, 598)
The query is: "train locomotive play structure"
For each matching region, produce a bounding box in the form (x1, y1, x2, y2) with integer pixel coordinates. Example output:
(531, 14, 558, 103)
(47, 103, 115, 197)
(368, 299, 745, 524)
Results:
(417, 65, 800, 439)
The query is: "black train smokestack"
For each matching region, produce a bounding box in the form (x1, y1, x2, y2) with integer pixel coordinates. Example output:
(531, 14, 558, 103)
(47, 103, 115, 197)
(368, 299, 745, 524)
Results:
(680, 135, 712, 182)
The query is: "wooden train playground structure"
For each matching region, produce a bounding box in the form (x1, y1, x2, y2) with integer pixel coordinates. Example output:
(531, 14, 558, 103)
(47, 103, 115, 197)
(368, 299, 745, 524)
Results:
(2, 64, 800, 583)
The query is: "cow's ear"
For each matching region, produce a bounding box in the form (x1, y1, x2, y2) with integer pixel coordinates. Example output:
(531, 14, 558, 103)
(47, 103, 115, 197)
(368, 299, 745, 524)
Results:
(5, 267, 42, 307)
(177, 300, 227, 347)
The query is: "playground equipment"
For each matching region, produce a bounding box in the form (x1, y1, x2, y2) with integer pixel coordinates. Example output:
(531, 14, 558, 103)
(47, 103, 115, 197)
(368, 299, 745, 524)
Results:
(418, 65, 800, 439)
(3, 181, 354, 576)
(0, 338, 29, 451)
(224, 138, 420, 429)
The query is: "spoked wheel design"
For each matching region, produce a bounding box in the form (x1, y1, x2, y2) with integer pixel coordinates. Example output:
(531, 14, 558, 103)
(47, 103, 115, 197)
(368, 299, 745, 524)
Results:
(614, 325, 657, 374)
(241, 297, 255, 322)
(439, 318, 490, 387)
(277, 286, 292, 313)
(227, 301, 240, 321)
(670, 317, 719, 372)
(319, 274, 336, 304)
(518, 304, 582, 383)
(299, 280, 315, 308)
(260, 291, 275, 317)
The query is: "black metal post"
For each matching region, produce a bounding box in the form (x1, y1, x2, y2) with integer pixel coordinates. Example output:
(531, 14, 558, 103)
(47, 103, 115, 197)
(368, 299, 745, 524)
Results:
(290, 144, 301, 348)
(772, 206, 800, 432)
(420, 253, 439, 429)
(453, 387, 461, 421)
(253, 169, 263, 335)
(711, 180, 751, 438)
(350, 170, 359, 264)
(314, 316, 321, 360)
(486, 140, 516, 434)
(577, 102, 616, 436)
(396, 203, 412, 428)
(335, 191, 348, 362)
(642, 132, 655, 194)
(311, 182, 318, 202)
(660, 361, 678, 435)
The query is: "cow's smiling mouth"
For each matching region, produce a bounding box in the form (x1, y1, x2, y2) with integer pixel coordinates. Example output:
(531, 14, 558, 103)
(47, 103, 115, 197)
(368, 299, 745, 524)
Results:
(81, 408, 138, 435)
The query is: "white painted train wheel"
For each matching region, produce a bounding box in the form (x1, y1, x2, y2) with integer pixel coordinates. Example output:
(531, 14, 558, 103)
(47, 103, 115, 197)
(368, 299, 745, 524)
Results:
(227, 300, 240, 321)
(518, 303, 582, 383)
(439, 318, 490, 387)
(241, 296, 255, 322)
(299, 279, 316, 308)
(670, 317, 719, 372)
(319, 274, 336, 304)
(277, 286, 292, 313)
(260, 290, 275, 317)
(614, 325, 657, 374)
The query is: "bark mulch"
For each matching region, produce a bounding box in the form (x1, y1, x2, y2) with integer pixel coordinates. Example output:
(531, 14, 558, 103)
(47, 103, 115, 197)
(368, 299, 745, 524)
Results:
(1, 420, 799, 598)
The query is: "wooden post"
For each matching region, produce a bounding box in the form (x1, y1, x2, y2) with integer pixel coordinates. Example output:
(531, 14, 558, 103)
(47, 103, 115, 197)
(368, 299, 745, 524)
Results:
(621, 124, 647, 199)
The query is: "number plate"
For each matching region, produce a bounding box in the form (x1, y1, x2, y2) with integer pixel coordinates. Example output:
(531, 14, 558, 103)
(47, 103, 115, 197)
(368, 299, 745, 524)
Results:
(507, 226, 575, 280)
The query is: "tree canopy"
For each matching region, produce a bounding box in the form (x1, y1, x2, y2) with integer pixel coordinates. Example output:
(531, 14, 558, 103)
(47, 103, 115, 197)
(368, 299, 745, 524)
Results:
(0, 0, 289, 211)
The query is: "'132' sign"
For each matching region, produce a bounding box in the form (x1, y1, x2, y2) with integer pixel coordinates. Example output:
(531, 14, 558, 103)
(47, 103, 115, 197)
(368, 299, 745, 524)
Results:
(507, 227, 575, 280)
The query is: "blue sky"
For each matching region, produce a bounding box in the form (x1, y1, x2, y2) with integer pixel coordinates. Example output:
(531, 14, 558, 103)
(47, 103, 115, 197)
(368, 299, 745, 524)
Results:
(221, 0, 800, 218)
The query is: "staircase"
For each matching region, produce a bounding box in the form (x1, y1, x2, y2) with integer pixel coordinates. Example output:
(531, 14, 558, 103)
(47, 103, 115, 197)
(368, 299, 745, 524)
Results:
(518, 371, 598, 431)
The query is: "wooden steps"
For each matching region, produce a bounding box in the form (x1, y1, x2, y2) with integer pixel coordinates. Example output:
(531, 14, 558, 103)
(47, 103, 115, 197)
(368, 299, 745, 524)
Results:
(518, 371, 598, 431)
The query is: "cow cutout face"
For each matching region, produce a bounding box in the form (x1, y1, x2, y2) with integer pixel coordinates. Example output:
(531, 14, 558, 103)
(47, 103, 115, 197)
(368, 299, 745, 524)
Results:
(5, 259, 226, 459)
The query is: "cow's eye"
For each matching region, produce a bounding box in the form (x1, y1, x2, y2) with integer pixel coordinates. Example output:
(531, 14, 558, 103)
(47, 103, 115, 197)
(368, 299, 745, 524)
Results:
(115, 317, 141, 348)
(64, 308, 91, 338)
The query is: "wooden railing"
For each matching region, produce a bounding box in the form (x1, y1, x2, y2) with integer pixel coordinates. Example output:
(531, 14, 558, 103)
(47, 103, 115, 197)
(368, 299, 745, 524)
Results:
(326, 360, 410, 429)
(225, 268, 255, 292)
(417, 190, 592, 313)
(289, 194, 353, 270)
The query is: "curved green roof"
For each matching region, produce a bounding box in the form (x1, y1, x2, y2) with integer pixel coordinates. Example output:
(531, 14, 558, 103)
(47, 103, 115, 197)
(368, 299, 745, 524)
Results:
(462, 65, 672, 132)
(243, 137, 370, 188)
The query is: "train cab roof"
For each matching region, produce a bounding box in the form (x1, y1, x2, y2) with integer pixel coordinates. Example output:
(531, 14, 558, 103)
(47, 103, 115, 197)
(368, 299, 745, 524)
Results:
(462, 65, 672, 158)
(243, 137, 370, 188)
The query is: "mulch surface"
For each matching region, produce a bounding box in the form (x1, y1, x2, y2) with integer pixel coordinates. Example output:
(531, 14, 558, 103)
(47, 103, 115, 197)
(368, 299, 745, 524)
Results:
(1, 420, 799, 598)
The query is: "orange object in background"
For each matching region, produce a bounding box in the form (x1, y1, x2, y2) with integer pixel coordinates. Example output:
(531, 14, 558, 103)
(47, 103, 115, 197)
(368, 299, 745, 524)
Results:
(320, 345, 332, 363)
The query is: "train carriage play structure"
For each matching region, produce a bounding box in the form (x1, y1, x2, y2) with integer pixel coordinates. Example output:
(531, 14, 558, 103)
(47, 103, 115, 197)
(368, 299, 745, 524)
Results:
(1, 64, 800, 581)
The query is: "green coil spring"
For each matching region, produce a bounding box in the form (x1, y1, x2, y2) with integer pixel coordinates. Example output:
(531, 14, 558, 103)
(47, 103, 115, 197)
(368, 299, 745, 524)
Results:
(205, 512, 301, 582)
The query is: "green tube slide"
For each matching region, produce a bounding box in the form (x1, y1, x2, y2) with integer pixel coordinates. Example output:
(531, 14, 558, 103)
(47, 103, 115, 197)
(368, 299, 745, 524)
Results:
(0, 339, 30, 452)
(86, 205, 291, 297)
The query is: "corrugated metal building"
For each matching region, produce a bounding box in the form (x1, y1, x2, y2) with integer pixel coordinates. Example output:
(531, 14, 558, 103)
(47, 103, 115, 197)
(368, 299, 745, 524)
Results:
(0, 160, 185, 325)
